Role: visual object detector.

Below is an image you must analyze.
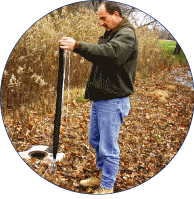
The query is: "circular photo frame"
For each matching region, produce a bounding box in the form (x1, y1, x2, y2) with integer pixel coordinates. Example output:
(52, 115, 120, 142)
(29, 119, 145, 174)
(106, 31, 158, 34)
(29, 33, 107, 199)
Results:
(1, 0, 193, 198)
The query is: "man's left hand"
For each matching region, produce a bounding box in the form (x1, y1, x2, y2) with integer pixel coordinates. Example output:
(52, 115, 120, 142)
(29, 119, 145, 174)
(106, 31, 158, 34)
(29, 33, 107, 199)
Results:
(59, 37, 76, 52)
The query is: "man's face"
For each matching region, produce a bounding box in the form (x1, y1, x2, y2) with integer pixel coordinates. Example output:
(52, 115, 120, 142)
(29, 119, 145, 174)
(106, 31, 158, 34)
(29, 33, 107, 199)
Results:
(98, 4, 119, 31)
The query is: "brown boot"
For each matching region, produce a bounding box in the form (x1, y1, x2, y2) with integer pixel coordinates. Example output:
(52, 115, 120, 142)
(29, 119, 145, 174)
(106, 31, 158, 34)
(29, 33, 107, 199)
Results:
(80, 170, 102, 187)
(93, 186, 113, 194)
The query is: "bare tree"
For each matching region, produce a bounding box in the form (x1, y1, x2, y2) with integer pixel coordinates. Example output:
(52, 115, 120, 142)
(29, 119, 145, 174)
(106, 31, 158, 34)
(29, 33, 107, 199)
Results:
(66, 1, 94, 13)
(120, 3, 137, 17)
(173, 42, 181, 55)
(92, 0, 102, 11)
(57, 8, 63, 19)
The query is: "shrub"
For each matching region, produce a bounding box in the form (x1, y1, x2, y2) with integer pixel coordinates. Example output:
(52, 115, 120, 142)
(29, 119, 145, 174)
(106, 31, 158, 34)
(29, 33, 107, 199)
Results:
(1, 7, 104, 113)
(1, 5, 175, 114)
(136, 27, 164, 77)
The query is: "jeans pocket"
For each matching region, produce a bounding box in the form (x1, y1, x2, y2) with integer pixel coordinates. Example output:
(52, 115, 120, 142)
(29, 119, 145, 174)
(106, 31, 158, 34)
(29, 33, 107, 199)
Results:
(120, 98, 130, 122)
(122, 102, 130, 119)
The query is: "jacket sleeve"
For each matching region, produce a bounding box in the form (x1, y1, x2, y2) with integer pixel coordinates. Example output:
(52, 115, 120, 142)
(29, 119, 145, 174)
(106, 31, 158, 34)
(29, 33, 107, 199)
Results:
(73, 29, 136, 67)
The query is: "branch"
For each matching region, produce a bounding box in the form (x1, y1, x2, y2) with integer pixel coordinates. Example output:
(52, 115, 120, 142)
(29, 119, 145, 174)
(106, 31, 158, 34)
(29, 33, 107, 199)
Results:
(127, 7, 136, 17)
(138, 20, 157, 28)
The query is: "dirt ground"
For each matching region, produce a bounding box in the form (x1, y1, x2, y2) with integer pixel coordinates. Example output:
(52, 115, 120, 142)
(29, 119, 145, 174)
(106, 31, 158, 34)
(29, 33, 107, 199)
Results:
(3, 65, 194, 194)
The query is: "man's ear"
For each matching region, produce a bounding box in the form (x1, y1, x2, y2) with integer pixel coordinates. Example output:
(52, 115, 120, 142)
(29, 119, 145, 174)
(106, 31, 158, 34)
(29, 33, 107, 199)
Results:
(113, 11, 120, 18)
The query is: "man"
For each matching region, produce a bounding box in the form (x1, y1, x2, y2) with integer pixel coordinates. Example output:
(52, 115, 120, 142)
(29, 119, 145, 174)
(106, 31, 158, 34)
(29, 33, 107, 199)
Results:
(59, 1, 138, 194)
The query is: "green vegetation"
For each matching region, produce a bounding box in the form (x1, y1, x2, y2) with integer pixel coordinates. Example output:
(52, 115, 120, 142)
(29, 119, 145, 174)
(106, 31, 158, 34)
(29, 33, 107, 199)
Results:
(159, 39, 186, 61)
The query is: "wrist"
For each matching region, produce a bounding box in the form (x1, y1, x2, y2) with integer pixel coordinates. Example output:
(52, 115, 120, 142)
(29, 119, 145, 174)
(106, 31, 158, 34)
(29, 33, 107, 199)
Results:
(73, 42, 82, 51)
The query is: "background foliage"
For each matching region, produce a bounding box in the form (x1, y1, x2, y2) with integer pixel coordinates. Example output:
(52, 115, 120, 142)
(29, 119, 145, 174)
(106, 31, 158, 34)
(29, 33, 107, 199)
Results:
(2, 4, 187, 114)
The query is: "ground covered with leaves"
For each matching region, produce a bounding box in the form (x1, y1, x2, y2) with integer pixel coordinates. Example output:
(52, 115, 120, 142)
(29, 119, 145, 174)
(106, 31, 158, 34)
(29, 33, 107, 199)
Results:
(3, 66, 194, 194)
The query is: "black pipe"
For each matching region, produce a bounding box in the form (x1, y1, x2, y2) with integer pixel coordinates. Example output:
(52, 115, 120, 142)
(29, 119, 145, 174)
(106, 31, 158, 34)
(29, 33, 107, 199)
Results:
(53, 47, 64, 160)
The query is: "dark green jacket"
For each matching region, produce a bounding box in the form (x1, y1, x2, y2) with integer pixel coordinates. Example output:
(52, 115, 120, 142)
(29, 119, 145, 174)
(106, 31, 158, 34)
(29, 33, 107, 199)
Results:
(73, 17, 138, 101)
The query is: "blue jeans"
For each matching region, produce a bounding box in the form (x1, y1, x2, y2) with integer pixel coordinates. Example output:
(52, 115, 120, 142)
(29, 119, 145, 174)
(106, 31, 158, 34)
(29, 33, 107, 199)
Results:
(89, 97, 130, 189)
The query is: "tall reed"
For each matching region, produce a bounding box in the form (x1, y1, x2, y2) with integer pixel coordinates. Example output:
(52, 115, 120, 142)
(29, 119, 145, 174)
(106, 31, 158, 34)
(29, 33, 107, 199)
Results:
(1, 5, 177, 116)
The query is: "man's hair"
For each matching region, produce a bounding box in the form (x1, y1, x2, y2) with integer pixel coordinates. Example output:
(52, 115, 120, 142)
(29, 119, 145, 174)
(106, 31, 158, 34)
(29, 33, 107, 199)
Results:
(100, 1, 123, 18)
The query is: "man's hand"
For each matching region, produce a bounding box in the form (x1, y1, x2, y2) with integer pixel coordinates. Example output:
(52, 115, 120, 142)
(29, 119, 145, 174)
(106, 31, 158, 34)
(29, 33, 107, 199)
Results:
(59, 37, 76, 52)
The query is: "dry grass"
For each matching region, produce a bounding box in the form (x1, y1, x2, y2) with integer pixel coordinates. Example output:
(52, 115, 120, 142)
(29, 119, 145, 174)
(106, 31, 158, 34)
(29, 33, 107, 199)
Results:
(1, 6, 103, 115)
(1, 5, 187, 117)
(136, 27, 164, 77)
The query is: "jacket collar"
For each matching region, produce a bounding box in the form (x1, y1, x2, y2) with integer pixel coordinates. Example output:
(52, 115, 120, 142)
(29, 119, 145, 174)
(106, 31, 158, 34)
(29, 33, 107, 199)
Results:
(104, 16, 134, 37)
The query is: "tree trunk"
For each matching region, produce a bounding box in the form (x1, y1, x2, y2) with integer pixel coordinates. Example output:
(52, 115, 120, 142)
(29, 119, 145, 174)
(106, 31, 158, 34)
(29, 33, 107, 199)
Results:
(92, 0, 102, 11)
(173, 42, 181, 55)
(57, 8, 63, 19)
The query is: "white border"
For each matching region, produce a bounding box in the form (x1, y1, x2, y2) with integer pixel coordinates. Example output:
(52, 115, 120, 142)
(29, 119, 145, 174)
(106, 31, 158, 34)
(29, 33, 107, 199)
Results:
(0, 1, 193, 198)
